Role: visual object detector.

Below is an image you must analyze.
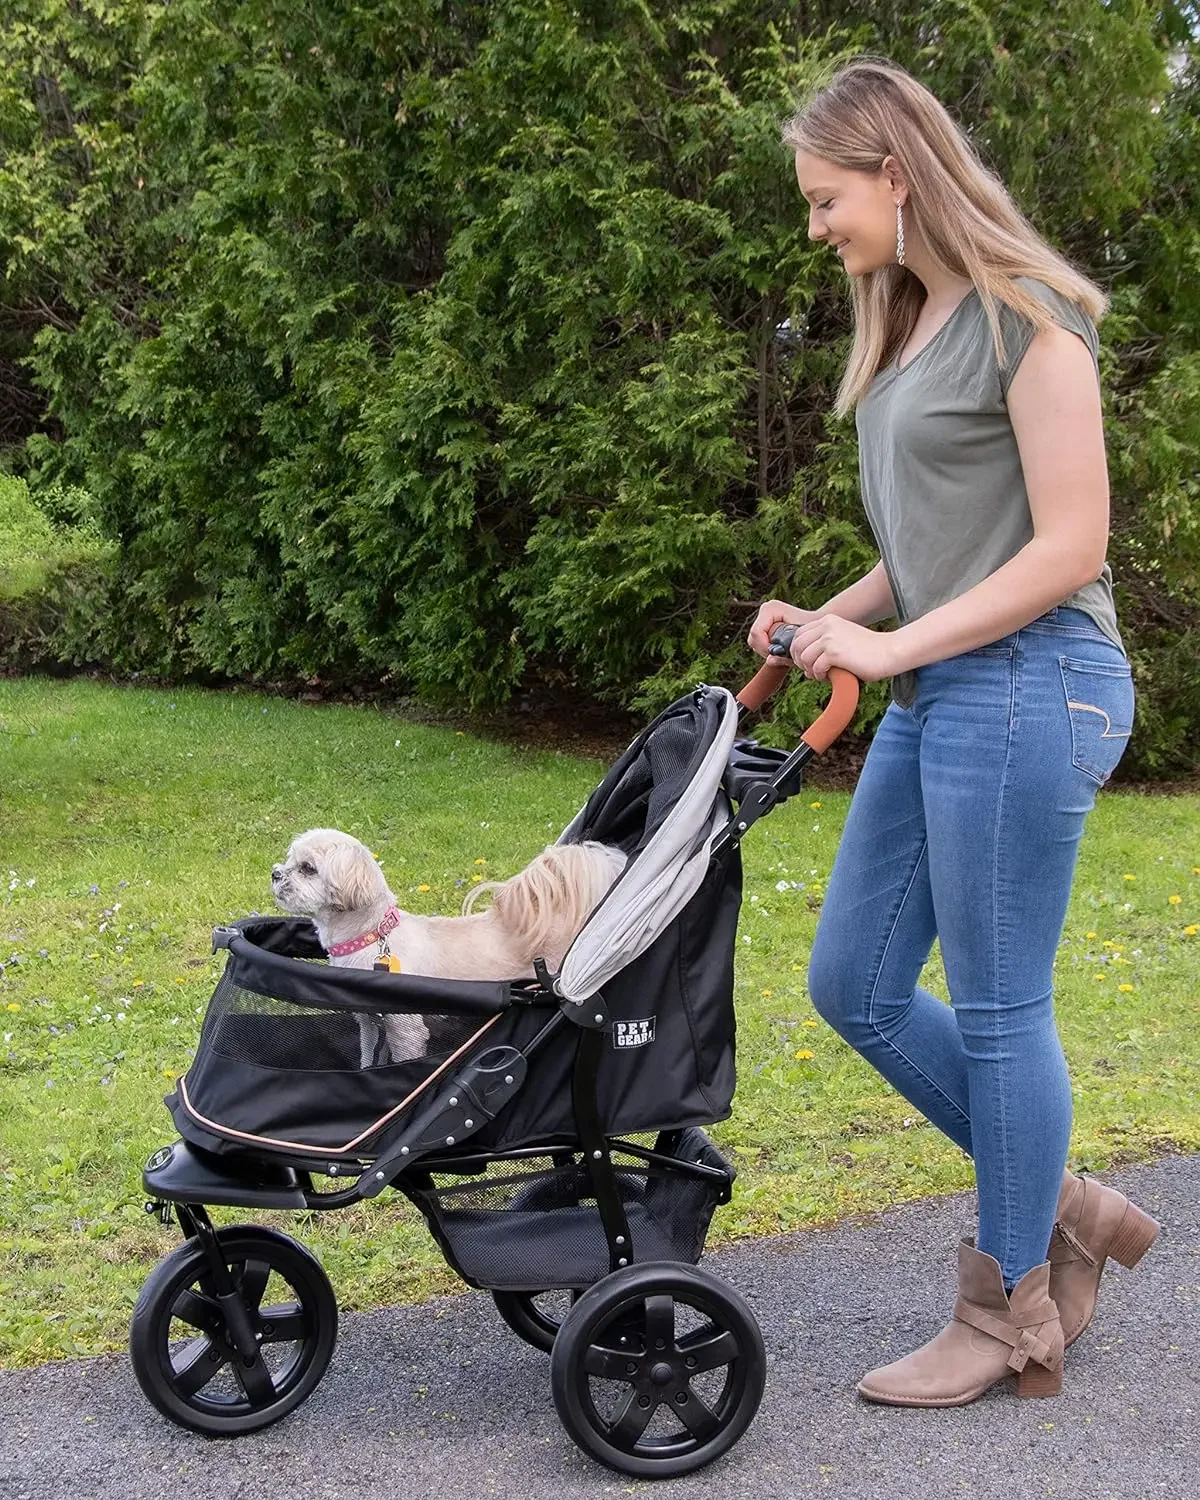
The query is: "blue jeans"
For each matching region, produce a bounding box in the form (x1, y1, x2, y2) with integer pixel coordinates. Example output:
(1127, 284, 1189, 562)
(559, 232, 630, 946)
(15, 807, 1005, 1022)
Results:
(807, 607, 1135, 1287)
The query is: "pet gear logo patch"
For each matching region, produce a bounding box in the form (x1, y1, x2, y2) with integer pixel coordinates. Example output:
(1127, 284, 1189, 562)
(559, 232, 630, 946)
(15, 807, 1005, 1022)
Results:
(613, 1016, 656, 1050)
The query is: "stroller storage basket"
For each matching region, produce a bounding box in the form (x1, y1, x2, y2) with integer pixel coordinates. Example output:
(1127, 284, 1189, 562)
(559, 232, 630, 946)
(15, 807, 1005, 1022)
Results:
(405, 1127, 733, 1292)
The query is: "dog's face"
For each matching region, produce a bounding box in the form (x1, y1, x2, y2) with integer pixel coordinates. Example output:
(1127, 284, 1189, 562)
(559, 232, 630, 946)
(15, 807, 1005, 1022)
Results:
(271, 829, 387, 918)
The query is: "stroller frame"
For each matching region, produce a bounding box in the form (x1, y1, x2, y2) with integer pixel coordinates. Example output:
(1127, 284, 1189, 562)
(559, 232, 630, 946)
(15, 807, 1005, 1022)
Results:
(132, 638, 858, 1479)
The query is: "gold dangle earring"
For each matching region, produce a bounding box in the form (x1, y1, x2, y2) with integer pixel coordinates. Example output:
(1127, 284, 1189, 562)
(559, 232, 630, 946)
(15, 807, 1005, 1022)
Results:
(896, 202, 905, 267)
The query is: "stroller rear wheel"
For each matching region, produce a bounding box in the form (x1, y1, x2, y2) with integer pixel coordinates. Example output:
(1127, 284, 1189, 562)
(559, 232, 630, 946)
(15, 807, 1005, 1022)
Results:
(550, 1260, 765, 1478)
(130, 1224, 337, 1434)
(491, 1289, 581, 1352)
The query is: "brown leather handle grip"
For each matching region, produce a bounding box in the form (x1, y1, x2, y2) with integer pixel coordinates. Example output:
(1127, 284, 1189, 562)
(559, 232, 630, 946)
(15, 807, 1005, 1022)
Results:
(735, 652, 860, 754)
(799, 666, 860, 753)
(734, 656, 793, 715)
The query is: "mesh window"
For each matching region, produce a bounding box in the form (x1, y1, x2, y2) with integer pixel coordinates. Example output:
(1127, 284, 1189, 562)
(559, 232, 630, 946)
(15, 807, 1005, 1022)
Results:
(198, 967, 485, 1073)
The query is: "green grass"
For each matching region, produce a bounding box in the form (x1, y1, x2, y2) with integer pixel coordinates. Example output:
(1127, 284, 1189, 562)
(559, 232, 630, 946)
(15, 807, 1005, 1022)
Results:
(1, 675, 1197, 1368)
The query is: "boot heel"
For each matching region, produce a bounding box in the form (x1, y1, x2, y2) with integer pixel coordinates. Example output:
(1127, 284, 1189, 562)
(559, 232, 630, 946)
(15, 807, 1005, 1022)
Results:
(1108, 1201, 1159, 1269)
(1016, 1361, 1063, 1398)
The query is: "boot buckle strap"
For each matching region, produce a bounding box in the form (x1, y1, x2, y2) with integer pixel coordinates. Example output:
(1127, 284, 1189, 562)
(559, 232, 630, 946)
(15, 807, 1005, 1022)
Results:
(954, 1300, 1056, 1372)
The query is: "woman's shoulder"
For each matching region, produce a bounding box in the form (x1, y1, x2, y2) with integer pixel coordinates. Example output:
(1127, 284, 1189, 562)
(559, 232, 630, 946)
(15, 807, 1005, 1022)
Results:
(1002, 276, 1098, 340)
(994, 276, 1100, 393)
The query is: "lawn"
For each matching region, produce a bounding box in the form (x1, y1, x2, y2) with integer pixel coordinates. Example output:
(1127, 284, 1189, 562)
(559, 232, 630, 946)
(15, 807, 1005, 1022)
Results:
(1, 675, 1197, 1367)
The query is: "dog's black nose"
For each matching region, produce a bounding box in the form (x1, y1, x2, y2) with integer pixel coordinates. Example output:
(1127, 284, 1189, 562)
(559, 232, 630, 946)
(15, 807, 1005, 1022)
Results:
(271, 866, 283, 883)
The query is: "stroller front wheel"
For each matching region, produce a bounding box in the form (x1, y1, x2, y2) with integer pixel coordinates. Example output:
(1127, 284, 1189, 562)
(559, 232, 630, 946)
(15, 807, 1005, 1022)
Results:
(130, 1224, 338, 1435)
(549, 1260, 765, 1478)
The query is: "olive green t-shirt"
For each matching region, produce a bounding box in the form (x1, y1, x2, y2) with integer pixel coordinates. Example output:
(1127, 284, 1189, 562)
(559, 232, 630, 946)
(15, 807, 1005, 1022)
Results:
(855, 275, 1123, 709)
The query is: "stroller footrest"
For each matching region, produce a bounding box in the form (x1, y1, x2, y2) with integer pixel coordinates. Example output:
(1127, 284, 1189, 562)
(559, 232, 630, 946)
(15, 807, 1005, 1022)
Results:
(142, 1139, 308, 1209)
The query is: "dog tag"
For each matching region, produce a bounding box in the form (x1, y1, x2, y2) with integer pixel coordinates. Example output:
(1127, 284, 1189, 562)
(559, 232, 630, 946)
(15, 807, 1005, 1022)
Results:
(373, 954, 403, 973)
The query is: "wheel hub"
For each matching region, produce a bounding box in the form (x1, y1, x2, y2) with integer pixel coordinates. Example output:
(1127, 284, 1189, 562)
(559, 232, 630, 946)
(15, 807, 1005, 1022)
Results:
(649, 1360, 674, 1385)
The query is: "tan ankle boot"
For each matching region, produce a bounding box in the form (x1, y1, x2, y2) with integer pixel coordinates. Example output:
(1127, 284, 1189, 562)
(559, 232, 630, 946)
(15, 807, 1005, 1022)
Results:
(1048, 1170, 1159, 1347)
(857, 1238, 1064, 1407)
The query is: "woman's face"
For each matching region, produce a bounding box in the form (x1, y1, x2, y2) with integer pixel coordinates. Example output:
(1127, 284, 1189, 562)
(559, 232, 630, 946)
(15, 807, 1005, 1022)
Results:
(793, 150, 901, 276)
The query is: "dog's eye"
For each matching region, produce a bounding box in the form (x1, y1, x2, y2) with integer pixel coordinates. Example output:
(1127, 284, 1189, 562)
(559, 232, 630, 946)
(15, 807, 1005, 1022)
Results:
(298, 862, 316, 876)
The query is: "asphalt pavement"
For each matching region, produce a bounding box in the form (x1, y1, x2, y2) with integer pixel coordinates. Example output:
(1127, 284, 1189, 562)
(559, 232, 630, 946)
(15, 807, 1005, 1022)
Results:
(1, 1155, 1195, 1500)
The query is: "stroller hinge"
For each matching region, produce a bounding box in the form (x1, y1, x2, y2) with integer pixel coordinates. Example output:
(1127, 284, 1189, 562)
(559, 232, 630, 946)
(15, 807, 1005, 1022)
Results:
(356, 1047, 529, 1197)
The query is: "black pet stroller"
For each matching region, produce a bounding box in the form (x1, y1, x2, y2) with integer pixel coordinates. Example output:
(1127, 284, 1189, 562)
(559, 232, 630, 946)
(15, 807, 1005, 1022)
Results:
(131, 631, 859, 1479)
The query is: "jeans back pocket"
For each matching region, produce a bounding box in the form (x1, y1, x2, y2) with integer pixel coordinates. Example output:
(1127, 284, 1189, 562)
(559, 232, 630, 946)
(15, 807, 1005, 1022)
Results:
(1058, 656, 1134, 785)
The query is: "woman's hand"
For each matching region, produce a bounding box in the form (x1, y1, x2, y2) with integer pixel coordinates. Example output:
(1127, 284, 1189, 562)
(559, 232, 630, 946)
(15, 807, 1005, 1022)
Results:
(789, 614, 899, 683)
(746, 599, 822, 658)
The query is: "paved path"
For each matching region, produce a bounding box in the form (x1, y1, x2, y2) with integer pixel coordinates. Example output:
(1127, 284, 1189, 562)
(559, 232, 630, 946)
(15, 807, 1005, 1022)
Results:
(1, 1156, 1195, 1500)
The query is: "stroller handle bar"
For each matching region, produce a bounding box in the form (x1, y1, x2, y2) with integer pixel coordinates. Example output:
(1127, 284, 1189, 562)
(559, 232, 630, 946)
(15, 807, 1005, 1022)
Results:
(734, 623, 860, 753)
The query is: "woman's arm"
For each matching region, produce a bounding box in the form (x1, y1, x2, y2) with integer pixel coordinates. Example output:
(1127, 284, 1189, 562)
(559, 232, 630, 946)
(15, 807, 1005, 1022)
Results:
(820, 559, 897, 627)
(885, 321, 1109, 675)
(747, 558, 895, 657)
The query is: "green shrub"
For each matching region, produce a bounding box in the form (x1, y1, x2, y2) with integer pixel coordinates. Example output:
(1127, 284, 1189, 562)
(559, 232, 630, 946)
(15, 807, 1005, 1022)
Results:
(1, 3, 1196, 773)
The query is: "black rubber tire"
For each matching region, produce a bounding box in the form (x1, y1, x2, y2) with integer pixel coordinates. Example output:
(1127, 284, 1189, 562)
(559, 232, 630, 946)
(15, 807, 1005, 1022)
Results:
(549, 1260, 765, 1478)
(491, 1289, 581, 1352)
(129, 1225, 338, 1435)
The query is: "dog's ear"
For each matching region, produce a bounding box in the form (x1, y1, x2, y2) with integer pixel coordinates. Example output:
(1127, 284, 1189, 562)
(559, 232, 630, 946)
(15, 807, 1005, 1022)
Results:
(324, 838, 386, 914)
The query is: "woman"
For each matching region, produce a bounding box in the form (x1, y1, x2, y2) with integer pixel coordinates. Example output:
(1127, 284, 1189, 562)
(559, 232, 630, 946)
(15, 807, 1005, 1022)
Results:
(747, 57, 1159, 1407)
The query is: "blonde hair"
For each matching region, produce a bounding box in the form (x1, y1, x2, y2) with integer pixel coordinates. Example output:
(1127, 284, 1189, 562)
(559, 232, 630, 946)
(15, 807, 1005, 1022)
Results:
(780, 55, 1107, 417)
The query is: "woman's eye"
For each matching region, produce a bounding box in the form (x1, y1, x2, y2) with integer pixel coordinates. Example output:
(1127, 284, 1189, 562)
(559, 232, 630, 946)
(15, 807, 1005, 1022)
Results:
(818, 199, 834, 210)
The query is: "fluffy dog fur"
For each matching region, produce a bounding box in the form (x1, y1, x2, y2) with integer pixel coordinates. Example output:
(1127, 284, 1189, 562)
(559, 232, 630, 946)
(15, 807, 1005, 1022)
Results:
(271, 829, 626, 1066)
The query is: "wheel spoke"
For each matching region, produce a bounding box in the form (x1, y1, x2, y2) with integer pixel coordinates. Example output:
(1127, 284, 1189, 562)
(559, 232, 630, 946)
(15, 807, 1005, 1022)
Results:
(643, 1294, 674, 1352)
(171, 1289, 224, 1336)
(233, 1353, 277, 1406)
(172, 1335, 229, 1397)
(235, 1258, 272, 1313)
(607, 1389, 657, 1447)
(258, 1302, 309, 1343)
(679, 1326, 739, 1374)
(583, 1343, 634, 1381)
(673, 1385, 721, 1443)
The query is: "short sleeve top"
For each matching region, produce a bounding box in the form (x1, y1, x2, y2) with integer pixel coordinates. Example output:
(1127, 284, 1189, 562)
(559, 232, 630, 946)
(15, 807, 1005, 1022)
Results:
(854, 275, 1123, 708)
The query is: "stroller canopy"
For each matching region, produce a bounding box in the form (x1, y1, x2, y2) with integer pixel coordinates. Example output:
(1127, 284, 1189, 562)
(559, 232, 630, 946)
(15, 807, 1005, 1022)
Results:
(554, 685, 740, 1003)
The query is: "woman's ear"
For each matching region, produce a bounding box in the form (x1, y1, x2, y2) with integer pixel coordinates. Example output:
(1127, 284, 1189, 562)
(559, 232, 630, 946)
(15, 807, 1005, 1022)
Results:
(880, 153, 908, 205)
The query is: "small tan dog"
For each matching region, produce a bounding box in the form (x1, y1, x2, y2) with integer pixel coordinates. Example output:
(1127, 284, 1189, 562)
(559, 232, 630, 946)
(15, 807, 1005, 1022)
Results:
(271, 829, 626, 1066)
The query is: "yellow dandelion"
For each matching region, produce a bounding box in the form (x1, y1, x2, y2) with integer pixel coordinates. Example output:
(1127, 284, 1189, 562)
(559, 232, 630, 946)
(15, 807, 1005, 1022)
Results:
(1093, 973, 1106, 981)
(761, 988, 773, 998)
(471, 874, 483, 882)
(88, 952, 99, 959)
(473, 858, 487, 866)
(1118, 984, 1134, 993)
(1193, 867, 1200, 875)
(6, 1002, 19, 1012)
(1168, 894, 1182, 905)
(1086, 931, 1098, 939)
(1103, 941, 1118, 949)
(1123, 873, 1136, 882)
(162, 1068, 178, 1080)
(417, 883, 431, 893)
(1184, 924, 1198, 937)
(794, 1048, 815, 1060)
(174, 977, 186, 984)
(791, 964, 803, 972)
(132, 979, 144, 988)
(803, 1018, 819, 1028)
(809, 801, 822, 810)
(455, 731, 465, 736)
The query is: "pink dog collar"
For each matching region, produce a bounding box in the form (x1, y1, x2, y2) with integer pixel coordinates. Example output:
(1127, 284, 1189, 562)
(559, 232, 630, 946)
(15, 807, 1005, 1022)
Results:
(326, 905, 401, 958)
